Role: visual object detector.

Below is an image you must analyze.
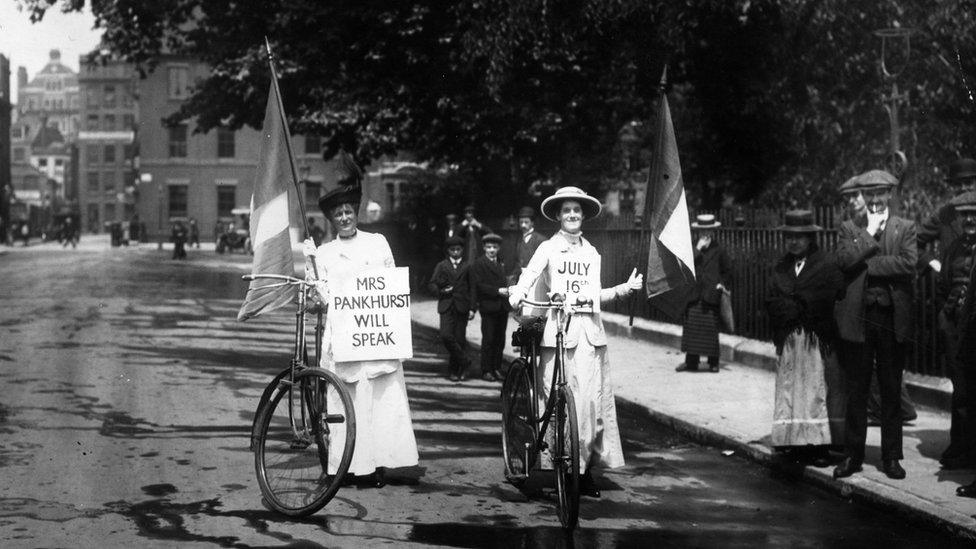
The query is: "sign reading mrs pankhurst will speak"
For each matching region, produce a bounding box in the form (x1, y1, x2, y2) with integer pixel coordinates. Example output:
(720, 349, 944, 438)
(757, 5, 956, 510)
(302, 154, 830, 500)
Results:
(330, 267, 413, 362)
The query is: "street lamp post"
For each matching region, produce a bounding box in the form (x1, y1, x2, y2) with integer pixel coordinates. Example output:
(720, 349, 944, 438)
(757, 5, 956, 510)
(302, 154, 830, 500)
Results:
(875, 27, 913, 177)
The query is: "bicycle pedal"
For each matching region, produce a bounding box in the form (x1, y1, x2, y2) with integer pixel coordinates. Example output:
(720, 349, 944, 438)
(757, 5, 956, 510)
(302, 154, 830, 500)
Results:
(289, 438, 312, 450)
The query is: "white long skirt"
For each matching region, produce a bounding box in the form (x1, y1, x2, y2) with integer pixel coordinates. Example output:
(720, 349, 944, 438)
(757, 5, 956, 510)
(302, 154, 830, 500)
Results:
(771, 329, 844, 447)
(326, 362, 419, 475)
(537, 337, 625, 469)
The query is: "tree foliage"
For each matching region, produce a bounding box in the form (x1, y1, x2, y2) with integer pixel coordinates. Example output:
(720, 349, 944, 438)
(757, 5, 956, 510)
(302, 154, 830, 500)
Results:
(20, 0, 976, 213)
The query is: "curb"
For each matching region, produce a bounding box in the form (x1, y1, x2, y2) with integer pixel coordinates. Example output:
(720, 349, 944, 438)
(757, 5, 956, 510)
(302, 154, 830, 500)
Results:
(599, 311, 952, 412)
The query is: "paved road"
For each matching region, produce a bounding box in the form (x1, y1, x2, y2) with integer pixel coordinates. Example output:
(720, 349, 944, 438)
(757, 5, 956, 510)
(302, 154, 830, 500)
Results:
(0, 243, 969, 547)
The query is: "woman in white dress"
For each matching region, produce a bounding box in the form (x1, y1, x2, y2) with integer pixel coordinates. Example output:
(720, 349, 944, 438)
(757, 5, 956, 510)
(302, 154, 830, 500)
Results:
(508, 186, 642, 497)
(304, 160, 418, 487)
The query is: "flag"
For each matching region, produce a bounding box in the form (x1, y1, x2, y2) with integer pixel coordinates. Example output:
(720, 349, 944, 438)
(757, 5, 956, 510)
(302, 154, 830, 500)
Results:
(642, 92, 696, 322)
(237, 81, 297, 321)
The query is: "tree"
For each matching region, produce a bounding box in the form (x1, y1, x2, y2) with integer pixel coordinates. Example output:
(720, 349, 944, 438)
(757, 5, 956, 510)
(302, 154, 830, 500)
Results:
(21, 0, 976, 214)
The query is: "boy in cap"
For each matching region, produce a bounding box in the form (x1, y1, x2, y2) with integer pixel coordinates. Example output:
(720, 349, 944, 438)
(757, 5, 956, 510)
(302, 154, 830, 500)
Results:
(427, 236, 473, 381)
(834, 170, 917, 480)
(467, 233, 510, 381)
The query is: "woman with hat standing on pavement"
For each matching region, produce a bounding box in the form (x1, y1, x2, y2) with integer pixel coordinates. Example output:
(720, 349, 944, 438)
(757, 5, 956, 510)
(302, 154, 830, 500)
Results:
(676, 214, 733, 373)
(303, 152, 419, 488)
(508, 186, 643, 497)
(766, 210, 845, 467)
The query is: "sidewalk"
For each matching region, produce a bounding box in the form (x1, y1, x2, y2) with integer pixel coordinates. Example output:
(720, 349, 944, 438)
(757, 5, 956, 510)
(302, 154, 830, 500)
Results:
(411, 299, 976, 540)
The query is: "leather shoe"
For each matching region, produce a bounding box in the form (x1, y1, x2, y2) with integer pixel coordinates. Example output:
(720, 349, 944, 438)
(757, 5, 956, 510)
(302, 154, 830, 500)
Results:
(675, 363, 698, 372)
(482, 371, 501, 382)
(579, 471, 601, 498)
(957, 481, 976, 498)
(833, 458, 862, 479)
(882, 459, 906, 480)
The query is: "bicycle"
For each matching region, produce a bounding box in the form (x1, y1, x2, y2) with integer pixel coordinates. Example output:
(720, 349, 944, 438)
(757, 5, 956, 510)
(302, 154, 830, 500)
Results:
(501, 294, 590, 530)
(245, 273, 357, 517)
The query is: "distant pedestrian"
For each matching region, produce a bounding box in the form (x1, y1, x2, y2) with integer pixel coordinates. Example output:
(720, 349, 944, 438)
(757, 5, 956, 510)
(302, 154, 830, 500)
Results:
(459, 204, 491, 265)
(467, 233, 510, 381)
(18, 222, 29, 247)
(676, 214, 732, 373)
(766, 210, 845, 467)
(62, 216, 78, 249)
(428, 236, 472, 381)
(188, 217, 200, 248)
(834, 170, 917, 481)
(171, 221, 188, 260)
(918, 158, 976, 470)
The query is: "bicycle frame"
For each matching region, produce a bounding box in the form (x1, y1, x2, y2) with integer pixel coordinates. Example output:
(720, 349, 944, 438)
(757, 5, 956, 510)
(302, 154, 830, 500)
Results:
(243, 273, 326, 445)
(519, 297, 592, 465)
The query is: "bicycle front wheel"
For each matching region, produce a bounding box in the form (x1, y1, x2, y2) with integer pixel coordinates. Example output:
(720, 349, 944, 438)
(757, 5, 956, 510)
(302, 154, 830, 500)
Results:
(254, 368, 356, 516)
(553, 385, 580, 530)
(501, 358, 536, 485)
(250, 366, 291, 452)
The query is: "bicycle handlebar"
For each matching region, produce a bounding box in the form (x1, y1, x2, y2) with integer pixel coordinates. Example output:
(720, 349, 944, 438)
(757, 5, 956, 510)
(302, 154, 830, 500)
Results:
(519, 295, 593, 313)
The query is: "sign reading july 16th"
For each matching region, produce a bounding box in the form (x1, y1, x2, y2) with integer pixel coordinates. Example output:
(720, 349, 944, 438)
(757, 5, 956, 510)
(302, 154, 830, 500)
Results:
(550, 254, 601, 303)
(331, 267, 413, 362)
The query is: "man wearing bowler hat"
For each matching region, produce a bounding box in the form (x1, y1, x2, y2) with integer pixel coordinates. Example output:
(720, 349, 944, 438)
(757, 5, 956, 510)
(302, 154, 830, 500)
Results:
(834, 169, 917, 480)
(514, 206, 547, 272)
(919, 157, 976, 469)
(467, 233, 510, 381)
(427, 236, 473, 381)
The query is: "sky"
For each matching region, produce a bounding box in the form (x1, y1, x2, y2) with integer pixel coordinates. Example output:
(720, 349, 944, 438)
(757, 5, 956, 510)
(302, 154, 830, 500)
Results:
(0, 1, 103, 104)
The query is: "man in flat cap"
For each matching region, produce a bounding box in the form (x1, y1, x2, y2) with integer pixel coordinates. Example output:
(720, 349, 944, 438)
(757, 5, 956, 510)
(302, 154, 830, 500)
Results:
(834, 170, 917, 481)
(919, 157, 976, 469)
(467, 233, 510, 381)
(427, 236, 473, 382)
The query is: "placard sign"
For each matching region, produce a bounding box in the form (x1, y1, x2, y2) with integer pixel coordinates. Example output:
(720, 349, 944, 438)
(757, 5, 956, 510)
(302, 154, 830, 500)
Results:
(550, 254, 601, 305)
(331, 267, 413, 362)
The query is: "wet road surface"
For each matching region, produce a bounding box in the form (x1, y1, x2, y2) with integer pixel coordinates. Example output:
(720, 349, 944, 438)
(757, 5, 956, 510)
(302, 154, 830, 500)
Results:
(0, 243, 970, 547)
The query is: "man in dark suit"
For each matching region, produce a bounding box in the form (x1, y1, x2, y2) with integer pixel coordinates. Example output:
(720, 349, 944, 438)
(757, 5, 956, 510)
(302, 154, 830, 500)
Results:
(834, 170, 917, 481)
(514, 206, 547, 273)
(427, 236, 472, 381)
(918, 158, 976, 469)
(468, 233, 510, 381)
(949, 192, 976, 497)
(459, 204, 492, 265)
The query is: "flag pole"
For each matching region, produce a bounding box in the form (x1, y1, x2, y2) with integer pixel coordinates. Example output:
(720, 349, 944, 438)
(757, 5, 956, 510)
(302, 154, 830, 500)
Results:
(264, 36, 311, 238)
(629, 64, 669, 327)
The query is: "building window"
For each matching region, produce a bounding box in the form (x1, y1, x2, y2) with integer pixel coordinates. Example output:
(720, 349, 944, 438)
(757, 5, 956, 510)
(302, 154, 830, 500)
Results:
(122, 83, 134, 107)
(305, 135, 321, 154)
(11, 126, 21, 139)
(87, 203, 99, 232)
(103, 171, 117, 192)
(217, 127, 235, 158)
(168, 125, 188, 158)
(122, 114, 135, 129)
(103, 85, 117, 107)
(123, 144, 134, 161)
(168, 184, 188, 218)
(168, 66, 189, 99)
(55, 159, 64, 167)
(13, 148, 24, 162)
(104, 145, 116, 164)
(217, 185, 236, 218)
(103, 114, 116, 131)
(86, 114, 99, 131)
(86, 145, 100, 164)
(104, 203, 116, 223)
(23, 175, 38, 188)
(87, 172, 99, 192)
(37, 158, 48, 168)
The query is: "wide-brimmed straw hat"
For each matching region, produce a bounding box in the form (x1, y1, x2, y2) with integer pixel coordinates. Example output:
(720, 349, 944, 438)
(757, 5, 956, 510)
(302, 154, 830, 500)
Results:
(949, 191, 976, 212)
(777, 209, 822, 233)
(690, 213, 721, 229)
(540, 186, 602, 221)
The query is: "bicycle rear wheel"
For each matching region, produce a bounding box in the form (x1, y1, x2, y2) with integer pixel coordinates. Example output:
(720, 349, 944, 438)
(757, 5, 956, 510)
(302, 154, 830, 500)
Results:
(553, 385, 580, 530)
(501, 358, 536, 485)
(254, 368, 356, 516)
